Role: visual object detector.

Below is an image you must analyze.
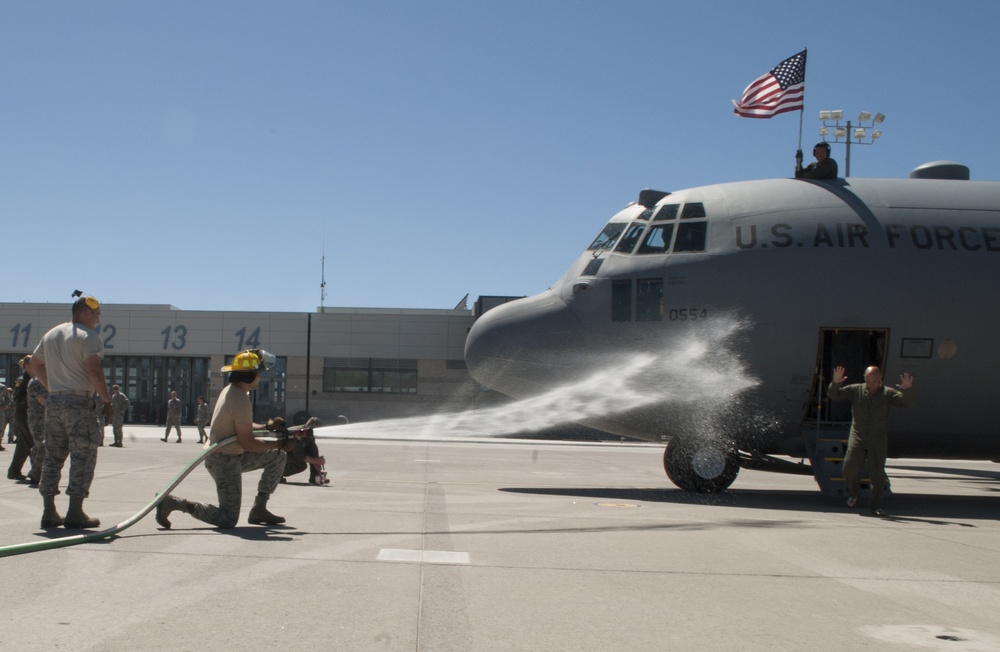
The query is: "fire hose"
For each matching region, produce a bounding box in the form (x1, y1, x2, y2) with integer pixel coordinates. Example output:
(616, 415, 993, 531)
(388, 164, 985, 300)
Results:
(0, 435, 237, 558)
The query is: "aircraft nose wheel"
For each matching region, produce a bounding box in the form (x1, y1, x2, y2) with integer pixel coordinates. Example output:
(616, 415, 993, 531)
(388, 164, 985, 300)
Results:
(690, 446, 727, 480)
(663, 437, 740, 493)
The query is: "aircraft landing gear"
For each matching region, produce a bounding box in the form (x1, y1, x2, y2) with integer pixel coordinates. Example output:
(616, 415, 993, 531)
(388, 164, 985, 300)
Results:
(663, 437, 740, 493)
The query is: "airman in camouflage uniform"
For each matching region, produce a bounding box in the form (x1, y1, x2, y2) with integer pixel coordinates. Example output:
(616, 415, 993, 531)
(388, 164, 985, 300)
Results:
(109, 384, 130, 447)
(7, 361, 34, 482)
(195, 395, 210, 443)
(4, 386, 13, 443)
(0, 384, 8, 450)
(29, 295, 114, 529)
(25, 376, 48, 485)
(162, 391, 182, 442)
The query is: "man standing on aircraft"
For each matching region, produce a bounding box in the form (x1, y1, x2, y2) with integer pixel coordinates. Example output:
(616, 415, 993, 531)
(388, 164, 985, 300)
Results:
(828, 365, 913, 517)
(795, 142, 838, 179)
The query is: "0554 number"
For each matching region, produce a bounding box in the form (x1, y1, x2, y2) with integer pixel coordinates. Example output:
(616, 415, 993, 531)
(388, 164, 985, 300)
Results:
(668, 308, 707, 321)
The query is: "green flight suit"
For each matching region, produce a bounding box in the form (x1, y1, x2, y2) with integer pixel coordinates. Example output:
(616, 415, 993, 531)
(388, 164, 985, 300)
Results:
(828, 380, 913, 511)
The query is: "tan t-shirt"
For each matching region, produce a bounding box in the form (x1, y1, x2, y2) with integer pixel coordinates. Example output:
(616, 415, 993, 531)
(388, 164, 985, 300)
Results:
(209, 384, 252, 455)
(33, 322, 104, 393)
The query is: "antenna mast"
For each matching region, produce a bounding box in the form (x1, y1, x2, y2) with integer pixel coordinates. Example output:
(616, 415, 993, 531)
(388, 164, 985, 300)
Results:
(320, 253, 327, 312)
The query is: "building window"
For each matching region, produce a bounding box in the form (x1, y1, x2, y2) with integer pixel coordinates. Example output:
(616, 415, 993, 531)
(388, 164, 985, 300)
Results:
(323, 358, 418, 393)
(254, 356, 287, 420)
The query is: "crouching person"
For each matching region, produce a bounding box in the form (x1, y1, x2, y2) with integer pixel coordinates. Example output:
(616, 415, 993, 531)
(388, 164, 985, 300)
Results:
(281, 418, 328, 485)
(157, 350, 293, 529)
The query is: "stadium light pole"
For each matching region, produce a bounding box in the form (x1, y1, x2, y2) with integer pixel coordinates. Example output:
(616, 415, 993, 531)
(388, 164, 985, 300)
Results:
(818, 110, 885, 177)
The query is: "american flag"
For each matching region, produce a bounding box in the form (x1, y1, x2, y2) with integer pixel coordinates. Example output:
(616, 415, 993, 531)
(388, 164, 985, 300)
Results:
(732, 50, 806, 119)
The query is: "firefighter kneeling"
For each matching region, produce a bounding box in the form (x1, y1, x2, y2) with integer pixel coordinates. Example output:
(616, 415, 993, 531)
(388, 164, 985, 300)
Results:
(156, 349, 294, 529)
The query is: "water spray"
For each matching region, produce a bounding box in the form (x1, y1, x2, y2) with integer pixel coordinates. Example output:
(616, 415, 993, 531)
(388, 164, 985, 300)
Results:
(312, 316, 759, 442)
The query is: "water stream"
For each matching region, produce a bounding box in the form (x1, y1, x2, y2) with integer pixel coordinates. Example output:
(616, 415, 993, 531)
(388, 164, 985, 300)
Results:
(312, 316, 758, 442)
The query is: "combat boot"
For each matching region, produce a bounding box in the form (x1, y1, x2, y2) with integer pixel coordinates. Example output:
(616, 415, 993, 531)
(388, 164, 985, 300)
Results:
(247, 492, 285, 525)
(41, 495, 64, 529)
(155, 495, 194, 529)
(63, 496, 100, 529)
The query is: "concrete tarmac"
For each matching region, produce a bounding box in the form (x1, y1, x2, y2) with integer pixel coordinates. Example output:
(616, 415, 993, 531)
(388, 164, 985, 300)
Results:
(1, 425, 999, 651)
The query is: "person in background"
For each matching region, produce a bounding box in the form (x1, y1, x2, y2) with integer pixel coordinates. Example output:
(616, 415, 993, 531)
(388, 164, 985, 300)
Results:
(25, 373, 49, 487)
(7, 357, 34, 482)
(0, 383, 9, 450)
(109, 384, 129, 447)
(162, 390, 182, 443)
(195, 395, 210, 444)
(280, 418, 328, 485)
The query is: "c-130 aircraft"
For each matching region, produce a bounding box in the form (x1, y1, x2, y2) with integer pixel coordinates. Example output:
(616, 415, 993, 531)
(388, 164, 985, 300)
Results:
(464, 161, 999, 495)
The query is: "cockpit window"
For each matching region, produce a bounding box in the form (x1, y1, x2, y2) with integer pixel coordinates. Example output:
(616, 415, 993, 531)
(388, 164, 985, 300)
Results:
(587, 223, 627, 251)
(636, 207, 655, 221)
(614, 224, 646, 253)
(681, 202, 706, 219)
(673, 221, 707, 252)
(654, 204, 679, 220)
(636, 223, 674, 254)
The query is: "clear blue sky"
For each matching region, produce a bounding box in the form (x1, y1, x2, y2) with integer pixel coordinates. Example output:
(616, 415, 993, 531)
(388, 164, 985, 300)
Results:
(3, 2, 998, 312)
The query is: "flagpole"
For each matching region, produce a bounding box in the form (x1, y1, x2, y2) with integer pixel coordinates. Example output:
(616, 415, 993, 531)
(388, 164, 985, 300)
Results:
(798, 108, 804, 151)
(798, 47, 806, 151)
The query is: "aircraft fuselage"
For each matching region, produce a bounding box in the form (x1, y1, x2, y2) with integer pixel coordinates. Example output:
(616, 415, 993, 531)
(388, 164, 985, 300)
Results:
(465, 172, 1000, 491)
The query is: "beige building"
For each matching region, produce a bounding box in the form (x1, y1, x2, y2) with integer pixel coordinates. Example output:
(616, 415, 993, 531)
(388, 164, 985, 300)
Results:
(0, 299, 515, 427)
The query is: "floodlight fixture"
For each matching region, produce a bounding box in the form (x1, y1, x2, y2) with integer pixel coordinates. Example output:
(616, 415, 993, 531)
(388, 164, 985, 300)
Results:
(815, 108, 885, 177)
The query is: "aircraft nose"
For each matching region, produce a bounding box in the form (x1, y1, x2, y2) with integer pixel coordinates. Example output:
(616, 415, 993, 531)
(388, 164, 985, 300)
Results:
(464, 291, 584, 398)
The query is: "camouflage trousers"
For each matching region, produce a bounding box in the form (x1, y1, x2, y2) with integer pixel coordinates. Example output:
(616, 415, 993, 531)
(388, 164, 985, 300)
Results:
(186, 450, 286, 528)
(40, 395, 100, 498)
(164, 417, 182, 440)
(27, 410, 46, 480)
(112, 416, 124, 444)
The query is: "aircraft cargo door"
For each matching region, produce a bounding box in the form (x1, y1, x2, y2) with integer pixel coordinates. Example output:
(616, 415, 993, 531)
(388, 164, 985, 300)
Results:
(805, 328, 889, 423)
(802, 328, 888, 495)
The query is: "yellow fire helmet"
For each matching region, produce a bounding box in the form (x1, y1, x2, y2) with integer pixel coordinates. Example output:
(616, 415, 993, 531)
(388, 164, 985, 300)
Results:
(221, 349, 276, 373)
